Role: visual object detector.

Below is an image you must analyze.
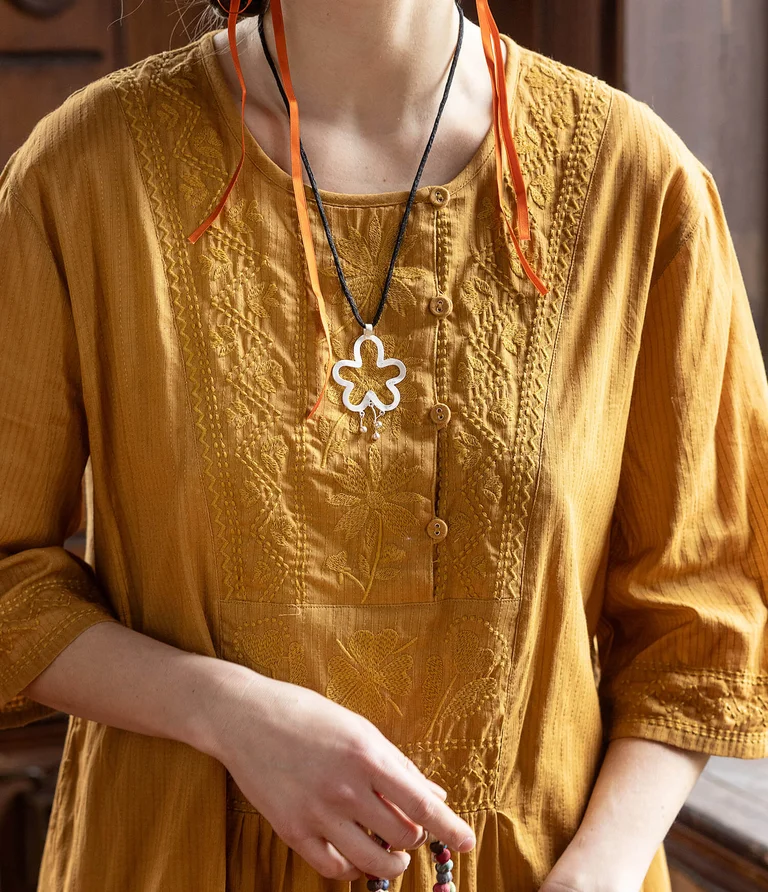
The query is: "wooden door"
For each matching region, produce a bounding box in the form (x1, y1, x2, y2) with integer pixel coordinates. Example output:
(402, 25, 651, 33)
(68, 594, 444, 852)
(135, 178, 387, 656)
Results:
(0, 0, 200, 166)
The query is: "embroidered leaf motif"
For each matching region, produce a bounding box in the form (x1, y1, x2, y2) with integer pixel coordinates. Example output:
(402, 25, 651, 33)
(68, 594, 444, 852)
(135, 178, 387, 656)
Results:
(181, 172, 207, 206)
(454, 631, 495, 676)
(238, 345, 285, 394)
(380, 545, 406, 564)
(500, 320, 527, 355)
(319, 212, 428, 317)
(235, 622, 288, 675)
(454, 630, 482, 674)
(227, 198, 264, 232)
(267, 508, 295, 548)
(358, 551, 371, 581)
(489, 398, 513, 426)
(211, 324, 237, 356)
(225, 399, 252, 431)
(525, 64, 560, 91)
(461, 278, 494, 315)
(454, 432, 483, 471)
(450, 677, 497, 720)
(201, 245, 231, 280)
(326, 628, 416, 724)
(193, 126, 224, 159)
(245, 281, 279, 318)
(325, 550, 353, 585)
(260, 434, 288, 477)
(529, 173, 555, 209)
(482, 472, 503, 504)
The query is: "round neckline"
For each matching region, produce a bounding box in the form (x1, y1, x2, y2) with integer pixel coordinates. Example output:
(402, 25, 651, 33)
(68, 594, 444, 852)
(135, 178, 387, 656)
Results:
(198, 26, 521, 209)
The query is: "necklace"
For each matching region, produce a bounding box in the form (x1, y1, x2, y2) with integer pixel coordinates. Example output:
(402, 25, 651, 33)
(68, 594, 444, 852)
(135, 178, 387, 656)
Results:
(261, 8, 462, 884)
(258, 4, 464, 441)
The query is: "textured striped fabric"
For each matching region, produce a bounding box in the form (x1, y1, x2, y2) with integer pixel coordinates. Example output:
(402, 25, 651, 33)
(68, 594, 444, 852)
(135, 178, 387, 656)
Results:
(0, 26, 766, 892)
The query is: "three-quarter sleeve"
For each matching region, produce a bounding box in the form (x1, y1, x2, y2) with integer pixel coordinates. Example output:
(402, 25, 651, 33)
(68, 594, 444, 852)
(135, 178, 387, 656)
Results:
(0, 176, 119, 729)
(597, 165, 768, 759)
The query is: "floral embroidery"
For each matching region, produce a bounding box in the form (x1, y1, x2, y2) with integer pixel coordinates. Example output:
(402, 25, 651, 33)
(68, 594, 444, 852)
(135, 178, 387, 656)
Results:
(407, 742, 501, 810)
(417, 615, 508, 738)
(324, 443, 430, 601)
(326, 628, 415, 723)
(199, 201, 296, 600)
(319, 212, 429, 322)
(232, 618, 309, 685)
(608, 666, 768, 736)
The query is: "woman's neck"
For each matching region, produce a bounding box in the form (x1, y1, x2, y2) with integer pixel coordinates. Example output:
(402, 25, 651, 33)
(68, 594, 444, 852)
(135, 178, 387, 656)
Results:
(211, 0, 509, 192)
(229, 0, 500, 130)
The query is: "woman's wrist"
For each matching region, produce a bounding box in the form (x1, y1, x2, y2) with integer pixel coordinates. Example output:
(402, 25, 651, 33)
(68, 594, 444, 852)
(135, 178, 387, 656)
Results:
(182, 655, 264, 761)
(541, 838, 645, 892)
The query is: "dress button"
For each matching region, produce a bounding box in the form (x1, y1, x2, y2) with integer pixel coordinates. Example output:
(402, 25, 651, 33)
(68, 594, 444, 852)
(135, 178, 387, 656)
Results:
(428, 295, 454, 317)
(429, 186, 450, 208)
(427, 517, 449, 541)
(429, 403, 452, 426)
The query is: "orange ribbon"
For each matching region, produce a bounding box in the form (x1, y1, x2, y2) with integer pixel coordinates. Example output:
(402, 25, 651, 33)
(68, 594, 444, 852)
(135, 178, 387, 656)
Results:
(187, 0, 549, 420)
(187, 0, 253, 244)
(476, 0, 548, 297)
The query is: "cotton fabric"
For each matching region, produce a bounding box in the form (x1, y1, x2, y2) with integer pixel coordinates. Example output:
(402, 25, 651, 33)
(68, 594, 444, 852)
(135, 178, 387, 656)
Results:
(0, 27, 766, 892)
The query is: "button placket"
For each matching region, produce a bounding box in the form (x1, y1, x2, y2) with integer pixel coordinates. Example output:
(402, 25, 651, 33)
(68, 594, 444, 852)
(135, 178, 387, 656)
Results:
(429, 402, 451, 427)
(429, 295, 453, 318)
(427, 517, 448, 541)
(429, 186, 450, 208)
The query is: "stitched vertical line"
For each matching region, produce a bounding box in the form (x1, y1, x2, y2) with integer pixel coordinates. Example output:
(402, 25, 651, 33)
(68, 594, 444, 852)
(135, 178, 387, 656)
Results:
(434, 207, 451, 601)
(296, 225, 308, 604)
(437, 203, 450, 296)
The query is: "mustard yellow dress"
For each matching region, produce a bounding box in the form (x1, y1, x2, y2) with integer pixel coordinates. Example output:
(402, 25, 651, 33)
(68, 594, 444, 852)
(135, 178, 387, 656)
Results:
(0, 26, 766, 892)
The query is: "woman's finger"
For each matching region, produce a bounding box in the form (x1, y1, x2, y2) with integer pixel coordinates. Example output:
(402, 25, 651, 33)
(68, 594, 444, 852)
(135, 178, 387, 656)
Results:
(351, 789, 428, 852)
(325, 820, 411, 880)
(292, 835, 363, 882)
(368, 757, 475, 854)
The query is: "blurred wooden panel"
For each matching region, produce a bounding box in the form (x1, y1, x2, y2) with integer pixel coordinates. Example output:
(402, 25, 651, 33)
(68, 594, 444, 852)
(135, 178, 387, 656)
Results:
(0, 0, 113, 50)
(623, 0, 768, 347)
(0, 0, 200, 165)
(464, 0, 621, 83)
(0, 0, 117, 163)
(115, 0, 210, 68)
(666, 758, 768, 892)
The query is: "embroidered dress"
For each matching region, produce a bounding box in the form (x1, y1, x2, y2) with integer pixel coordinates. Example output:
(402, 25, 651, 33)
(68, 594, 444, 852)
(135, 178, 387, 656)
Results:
(0, 28, 766, 892)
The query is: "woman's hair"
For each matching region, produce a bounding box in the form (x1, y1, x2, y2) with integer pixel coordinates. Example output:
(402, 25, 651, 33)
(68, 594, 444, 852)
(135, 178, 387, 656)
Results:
(206, 0, 270, 17)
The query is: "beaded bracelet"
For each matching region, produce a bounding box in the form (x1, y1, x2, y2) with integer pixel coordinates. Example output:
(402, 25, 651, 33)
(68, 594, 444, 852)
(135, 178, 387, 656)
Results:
(364, 834, 455, 892)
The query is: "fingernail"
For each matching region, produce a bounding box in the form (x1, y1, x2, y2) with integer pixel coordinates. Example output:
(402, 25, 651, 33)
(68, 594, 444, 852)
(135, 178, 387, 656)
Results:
(459, 834, 476, 851)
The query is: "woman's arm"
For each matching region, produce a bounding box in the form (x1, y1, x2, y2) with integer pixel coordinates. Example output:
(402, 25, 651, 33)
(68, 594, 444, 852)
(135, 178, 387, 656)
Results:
(542, 737, 709, 892)
(21, 620, 244, 754)
(21, 621, 476, 881)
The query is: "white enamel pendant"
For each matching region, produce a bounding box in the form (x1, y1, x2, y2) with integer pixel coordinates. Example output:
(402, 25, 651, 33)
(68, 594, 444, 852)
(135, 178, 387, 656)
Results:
(331, 324, 406, 440)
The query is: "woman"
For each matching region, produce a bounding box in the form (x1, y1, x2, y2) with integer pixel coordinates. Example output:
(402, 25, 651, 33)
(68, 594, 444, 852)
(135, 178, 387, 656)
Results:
(0, 0, 766, 889)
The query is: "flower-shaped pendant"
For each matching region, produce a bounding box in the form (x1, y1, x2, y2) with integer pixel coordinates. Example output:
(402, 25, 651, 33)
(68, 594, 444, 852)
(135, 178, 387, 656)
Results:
(331, 324, 406, 441)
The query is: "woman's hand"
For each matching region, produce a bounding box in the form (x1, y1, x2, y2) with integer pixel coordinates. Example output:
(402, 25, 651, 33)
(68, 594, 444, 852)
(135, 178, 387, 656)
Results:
(202, 665, 476, 882)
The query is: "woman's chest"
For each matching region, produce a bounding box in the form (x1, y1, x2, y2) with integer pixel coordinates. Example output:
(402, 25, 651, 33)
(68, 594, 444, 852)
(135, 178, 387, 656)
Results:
(159, 186, 541, 607)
